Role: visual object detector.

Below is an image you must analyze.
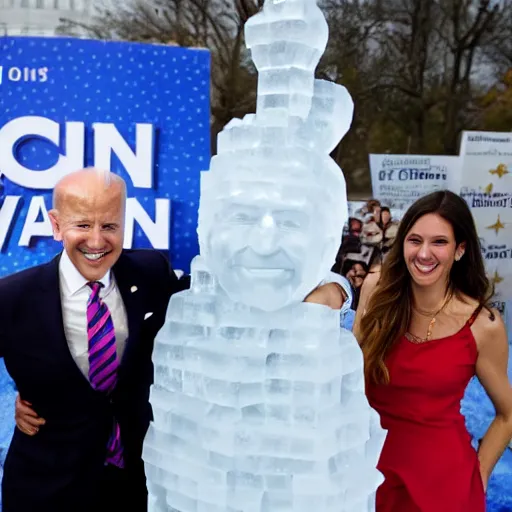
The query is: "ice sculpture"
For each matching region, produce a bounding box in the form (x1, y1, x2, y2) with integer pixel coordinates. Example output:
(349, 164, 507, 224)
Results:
(142, 0, 386, 510)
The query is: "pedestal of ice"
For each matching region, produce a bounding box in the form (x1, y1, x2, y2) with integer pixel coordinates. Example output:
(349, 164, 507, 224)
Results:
(144, 258, 384, 512)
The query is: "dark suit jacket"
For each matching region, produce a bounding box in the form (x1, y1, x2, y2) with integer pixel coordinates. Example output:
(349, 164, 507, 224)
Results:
(0, 249, 188, 512)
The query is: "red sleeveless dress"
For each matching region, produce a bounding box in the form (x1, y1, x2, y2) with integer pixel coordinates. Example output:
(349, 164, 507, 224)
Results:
(366, 308, 486, 512)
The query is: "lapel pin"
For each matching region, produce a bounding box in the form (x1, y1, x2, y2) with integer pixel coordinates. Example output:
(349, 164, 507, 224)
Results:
(131, 286, 138, 293)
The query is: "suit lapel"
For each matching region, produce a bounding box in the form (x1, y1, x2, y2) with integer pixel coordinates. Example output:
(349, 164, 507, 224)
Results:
(38, 253, 92, 389)
(112, 252, 144, 372)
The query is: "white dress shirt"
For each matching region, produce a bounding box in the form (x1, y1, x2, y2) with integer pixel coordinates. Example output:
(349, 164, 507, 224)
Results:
(59, 251, 129, 380)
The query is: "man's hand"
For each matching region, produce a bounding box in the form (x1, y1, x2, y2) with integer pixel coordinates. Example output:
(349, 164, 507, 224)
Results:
(15, 394, 46, 436)
(304, 282, 347, 310)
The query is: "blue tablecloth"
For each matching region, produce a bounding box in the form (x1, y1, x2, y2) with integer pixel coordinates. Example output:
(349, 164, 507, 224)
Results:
(0, 359, 15, 511)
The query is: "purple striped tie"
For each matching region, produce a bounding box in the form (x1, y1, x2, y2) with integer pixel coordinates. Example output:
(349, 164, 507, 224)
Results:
(87, 281, 124, 468)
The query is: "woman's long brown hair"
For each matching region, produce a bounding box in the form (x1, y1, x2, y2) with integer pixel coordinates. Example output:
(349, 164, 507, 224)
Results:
(360, 190, 492, 385)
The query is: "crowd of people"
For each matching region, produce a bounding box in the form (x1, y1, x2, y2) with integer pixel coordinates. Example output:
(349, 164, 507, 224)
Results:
(332, 198, 400, 310)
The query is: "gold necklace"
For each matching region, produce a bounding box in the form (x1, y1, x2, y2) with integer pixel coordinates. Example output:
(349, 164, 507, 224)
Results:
(406, 293, 452, 344)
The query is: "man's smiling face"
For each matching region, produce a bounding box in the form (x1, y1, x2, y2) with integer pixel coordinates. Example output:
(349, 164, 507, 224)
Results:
(49, 172, 125, 281)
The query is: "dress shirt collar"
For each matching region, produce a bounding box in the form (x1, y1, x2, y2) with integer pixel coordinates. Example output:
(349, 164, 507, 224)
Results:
(59, 250, 111, 297)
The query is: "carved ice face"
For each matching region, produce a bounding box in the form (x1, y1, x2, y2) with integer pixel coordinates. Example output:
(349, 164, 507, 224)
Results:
(203, 180, 330, 310)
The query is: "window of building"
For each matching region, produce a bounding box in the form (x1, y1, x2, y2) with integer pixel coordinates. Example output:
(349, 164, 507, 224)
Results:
(54, 0, 73, 9)
(36, 0, 44, 8)
(21, 0, 30, 8)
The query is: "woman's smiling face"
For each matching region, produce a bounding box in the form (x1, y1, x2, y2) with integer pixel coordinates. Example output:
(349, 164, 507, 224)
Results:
(403, 213, 464, 288)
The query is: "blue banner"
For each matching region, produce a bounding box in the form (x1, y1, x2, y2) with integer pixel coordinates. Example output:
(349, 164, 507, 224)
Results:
(0, 36, 210, 275)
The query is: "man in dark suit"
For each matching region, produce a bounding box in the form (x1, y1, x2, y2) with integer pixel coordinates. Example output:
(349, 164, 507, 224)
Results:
(7, 168, 346, 511)
(0, 168, 187, 512)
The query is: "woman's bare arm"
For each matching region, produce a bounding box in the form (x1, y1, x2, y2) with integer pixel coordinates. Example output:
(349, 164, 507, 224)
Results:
(474, 309, 512, 492)
(353, 269, 380, 340)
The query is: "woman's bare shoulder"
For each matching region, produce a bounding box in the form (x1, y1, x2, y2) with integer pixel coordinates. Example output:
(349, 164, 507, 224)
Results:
(454, 295, 507, 350)
(453, 294, 498, 328)
(473, 306, 505, 335)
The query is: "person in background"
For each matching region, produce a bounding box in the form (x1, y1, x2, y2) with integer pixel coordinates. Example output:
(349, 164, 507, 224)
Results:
(379, 207, 399, 254)
(356, 198, 382, 219)
(348, 217, 364, 237)
(360, 213, 383, 247)
(331, 217, 363, 275)
(379, 207, 391, 228)
(355, 190, 512, 512)
(340, 260, 367, 311)
(345, 261, 368, 290)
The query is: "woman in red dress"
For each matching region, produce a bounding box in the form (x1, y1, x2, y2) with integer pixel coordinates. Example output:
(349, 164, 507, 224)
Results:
(354, 190, 512, 512)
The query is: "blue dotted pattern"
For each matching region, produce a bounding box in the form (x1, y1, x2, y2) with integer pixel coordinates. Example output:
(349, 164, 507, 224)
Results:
(0, 36, 210, 275)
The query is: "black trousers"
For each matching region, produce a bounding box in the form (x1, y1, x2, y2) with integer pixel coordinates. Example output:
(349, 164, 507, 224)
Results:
(97, 464, 148, 512)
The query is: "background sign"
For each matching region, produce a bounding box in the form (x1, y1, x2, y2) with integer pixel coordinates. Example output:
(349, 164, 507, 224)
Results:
(369, 153, 461, 211)
(459, 131, 512, 301)
(0, 36, 210, 275)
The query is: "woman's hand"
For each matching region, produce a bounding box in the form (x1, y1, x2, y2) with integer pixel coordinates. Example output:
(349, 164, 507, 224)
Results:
(15, 394, 46, 436)
(480, 468, 488, 493)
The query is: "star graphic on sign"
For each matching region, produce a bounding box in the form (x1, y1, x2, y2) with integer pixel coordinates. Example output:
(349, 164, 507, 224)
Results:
(491, 270, 504, 286)
(489, 164, 509, 178)
(484, 183, 493, 194)
(486, 215, 506, 235)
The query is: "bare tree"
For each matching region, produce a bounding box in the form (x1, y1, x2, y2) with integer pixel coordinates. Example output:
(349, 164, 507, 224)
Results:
(60, 0, 263, 153)
(340, 0, 507, 155)
(437, 0, 499, 153)
(374, 0, 445, 153)
(196, 0, 263, 152)
(319, 0, 387, 192)
(482, 0, 512, 70)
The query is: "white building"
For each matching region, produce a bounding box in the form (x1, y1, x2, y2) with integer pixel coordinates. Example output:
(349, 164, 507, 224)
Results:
(0, 0, 93, 37)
